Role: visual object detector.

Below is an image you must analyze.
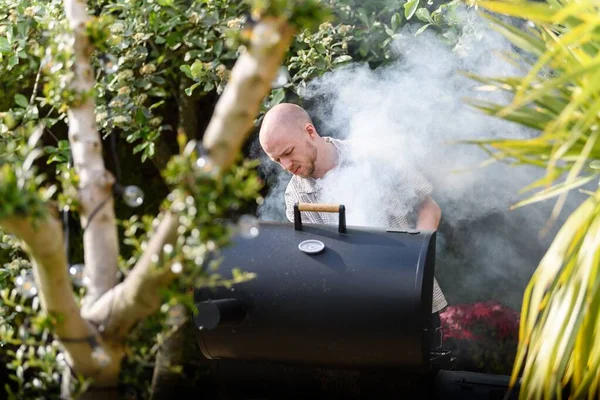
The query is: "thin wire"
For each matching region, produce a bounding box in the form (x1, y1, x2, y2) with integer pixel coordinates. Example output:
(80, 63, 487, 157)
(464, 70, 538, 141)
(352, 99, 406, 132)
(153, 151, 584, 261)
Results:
(82, 194, 112, 232)
(44, 127, 60, 143)
(63, 155, 72, 265)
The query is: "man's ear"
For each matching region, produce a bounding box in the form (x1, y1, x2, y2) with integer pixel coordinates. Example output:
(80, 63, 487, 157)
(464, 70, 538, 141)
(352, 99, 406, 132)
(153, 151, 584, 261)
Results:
(305, 123, 317, 138)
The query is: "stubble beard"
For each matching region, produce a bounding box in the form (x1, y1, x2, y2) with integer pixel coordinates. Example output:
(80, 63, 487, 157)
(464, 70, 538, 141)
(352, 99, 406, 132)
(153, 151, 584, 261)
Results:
(305, 141, 317, 177)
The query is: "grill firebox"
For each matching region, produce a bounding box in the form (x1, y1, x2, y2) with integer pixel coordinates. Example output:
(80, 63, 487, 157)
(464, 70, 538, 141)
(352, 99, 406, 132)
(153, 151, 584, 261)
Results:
(190, 205, 518, 399)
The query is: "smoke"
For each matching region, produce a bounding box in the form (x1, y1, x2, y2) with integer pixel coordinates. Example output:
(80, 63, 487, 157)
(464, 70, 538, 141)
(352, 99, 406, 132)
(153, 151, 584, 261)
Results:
(255, 8, 586, 309)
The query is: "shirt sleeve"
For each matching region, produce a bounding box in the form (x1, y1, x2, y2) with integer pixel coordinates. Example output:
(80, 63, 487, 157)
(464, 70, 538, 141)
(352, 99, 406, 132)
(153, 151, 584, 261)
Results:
(406, 164, 433, 201)
(284, 180, 298, 223)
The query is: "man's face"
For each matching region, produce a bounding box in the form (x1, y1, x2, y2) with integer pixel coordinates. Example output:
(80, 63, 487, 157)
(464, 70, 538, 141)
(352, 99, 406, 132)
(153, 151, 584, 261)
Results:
(262, 128, 318, 178)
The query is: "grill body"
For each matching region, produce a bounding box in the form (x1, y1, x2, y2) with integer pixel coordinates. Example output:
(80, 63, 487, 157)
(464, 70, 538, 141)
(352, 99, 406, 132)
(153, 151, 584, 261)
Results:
(193, 221, 436, 370)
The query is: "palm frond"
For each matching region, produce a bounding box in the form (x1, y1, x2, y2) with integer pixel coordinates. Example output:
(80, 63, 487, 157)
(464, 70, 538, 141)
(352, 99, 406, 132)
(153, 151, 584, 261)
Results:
(466, 0, 600, 398)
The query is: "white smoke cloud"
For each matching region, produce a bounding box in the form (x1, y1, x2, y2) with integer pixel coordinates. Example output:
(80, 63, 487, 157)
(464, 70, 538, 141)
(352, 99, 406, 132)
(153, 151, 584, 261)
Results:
(256, 8, 587, 308)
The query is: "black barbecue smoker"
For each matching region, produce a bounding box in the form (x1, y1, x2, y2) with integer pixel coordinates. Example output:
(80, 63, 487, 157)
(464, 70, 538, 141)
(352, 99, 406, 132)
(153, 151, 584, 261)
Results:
(192, 203, 519, 399)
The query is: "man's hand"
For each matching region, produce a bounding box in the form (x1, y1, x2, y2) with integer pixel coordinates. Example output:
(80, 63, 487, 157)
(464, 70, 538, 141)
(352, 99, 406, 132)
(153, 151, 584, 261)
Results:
(416, 197, 441, 231)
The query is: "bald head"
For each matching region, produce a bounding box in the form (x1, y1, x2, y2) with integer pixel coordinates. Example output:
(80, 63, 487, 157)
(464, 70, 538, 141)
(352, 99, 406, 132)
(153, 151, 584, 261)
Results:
(259, 103, 313, 147)
(258, 103, 324, 178)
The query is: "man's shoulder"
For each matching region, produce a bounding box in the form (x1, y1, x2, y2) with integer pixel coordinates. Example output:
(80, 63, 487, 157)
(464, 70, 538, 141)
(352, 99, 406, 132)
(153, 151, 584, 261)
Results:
(324, 136, 352, 151)
(324, 136, 372, 161)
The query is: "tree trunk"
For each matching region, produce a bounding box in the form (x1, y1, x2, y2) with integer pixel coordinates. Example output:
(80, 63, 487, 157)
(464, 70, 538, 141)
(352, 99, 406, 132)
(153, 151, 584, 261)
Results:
(1, 3, 297, 398)
(149, 305, 205, 400)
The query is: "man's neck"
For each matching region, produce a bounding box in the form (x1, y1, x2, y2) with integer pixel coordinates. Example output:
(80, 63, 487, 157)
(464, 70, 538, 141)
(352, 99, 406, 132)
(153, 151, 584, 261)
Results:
(312, 138, 339, 179)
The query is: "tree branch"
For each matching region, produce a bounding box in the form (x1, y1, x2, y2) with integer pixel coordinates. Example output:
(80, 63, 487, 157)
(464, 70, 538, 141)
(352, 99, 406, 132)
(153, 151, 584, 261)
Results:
(82, 17, 296, 338)
(202, 17, 295, 169)
(0, 215, 119, 382)
(63, 0, 120, 309)
(81, 212, 179, 338)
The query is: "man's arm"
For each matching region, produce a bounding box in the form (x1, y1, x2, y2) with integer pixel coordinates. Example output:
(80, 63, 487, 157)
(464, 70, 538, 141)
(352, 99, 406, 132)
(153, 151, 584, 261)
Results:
(416, 196, 441, 231)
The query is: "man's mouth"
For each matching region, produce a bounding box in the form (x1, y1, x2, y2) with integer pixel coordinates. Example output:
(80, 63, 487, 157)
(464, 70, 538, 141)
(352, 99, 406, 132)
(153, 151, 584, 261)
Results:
(293, 166, 301, 175)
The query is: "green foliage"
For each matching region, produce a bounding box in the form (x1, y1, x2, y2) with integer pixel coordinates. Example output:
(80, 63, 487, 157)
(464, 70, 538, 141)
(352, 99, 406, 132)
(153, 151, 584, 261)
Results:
(161, 139, 262, 290)
(92, 0, 253, 160)
(466, 0, 600, 398)
(0, 0, 64, 111)
(272, 0, 464, 106)
(0, 124, 54, 221)
(248, 0, 333, 31)
(85, 15, 115, 53)
(0, 0, 469, 398)
(108, 139, 263, 397)
(287, 21, 354, 88)
(0, 253, 90, 400)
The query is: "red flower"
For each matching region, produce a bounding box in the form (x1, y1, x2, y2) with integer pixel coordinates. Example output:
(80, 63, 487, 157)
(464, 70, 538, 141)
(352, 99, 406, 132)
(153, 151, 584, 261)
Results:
(440, 302, 520, 342)
(472, 302, 492, 319)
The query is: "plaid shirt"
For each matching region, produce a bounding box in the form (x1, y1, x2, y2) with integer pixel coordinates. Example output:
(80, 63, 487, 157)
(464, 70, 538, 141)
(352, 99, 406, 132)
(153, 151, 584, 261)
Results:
(284, 137, 448, 314)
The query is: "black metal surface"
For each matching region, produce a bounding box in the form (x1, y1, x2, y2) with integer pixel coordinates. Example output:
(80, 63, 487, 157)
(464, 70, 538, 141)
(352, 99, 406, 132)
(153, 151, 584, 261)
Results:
(434, 370, 520, 400)
(193, 221, 436, 369)
(194, 298, 247, 331)
(204, 359, 436, 399)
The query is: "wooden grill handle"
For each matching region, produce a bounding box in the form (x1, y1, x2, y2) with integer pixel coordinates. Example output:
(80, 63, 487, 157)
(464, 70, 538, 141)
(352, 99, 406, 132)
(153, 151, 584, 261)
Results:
(297, 203, 341, 213)
(293, 203, 346, 233)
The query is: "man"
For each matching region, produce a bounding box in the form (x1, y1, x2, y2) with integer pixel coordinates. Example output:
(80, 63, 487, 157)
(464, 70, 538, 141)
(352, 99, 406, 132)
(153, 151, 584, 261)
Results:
(259, 103, 447, 345)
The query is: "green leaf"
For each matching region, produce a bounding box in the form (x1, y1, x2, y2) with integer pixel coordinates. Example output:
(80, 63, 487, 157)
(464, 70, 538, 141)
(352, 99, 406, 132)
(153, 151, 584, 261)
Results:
(415, 23, 431, 36)
(147, 88, 168, 97)
(58, 140, 70, 150)
(146, 142, 155, 157)
(356, 7, 370, 26)
(477, 0, 556, 22)
(358, 40, 369, 57)
(7, 55, 18, 70)
(391, 13, 402, 31)
(214, 41, 223, 57)
(179, 65, 194, 79)
(150, 76, 166, 85)
(203, 81, 214, 92)
(190, 60, 205, 79)
(0, 268, 9, 284)
(133, 143, 147, 154)
(270, 88, 285, 106)
(512, 174, 597, 210)
(0, 37, 10, 53)
(481, 13, 545, 57)
(333, 55, 352, 64)
(404, 0, 419, 20)
(135, 108, 147, 124)
(14, 94, 28, 109)
(415, 8, 431, 23)
(184, 83, 200, 97)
